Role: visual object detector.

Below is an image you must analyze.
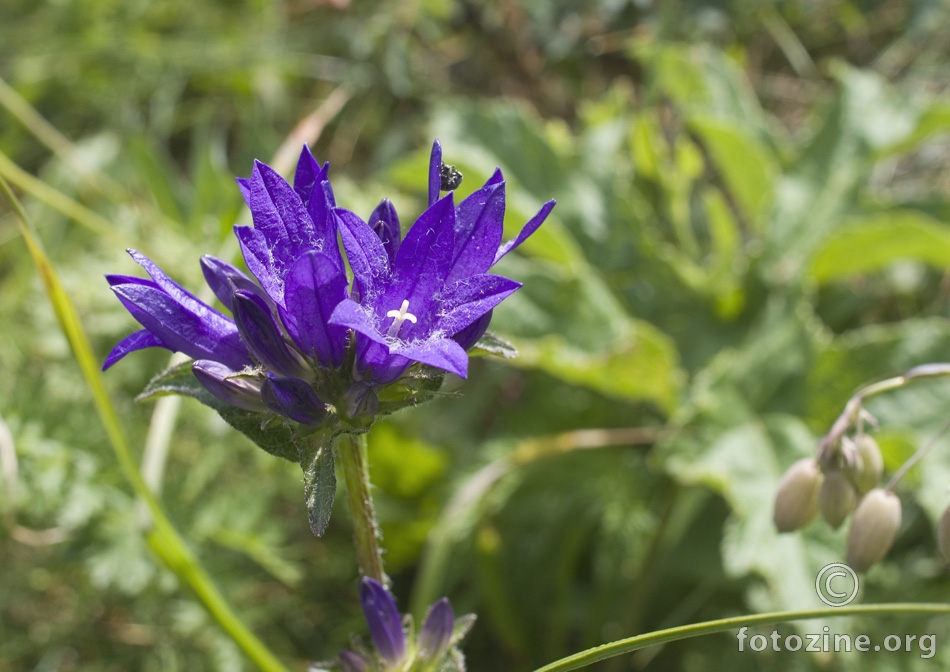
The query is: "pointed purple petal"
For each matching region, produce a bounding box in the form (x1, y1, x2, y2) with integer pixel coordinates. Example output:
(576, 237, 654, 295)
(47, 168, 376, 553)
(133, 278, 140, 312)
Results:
(328, 299, 388, 347)
(368, 198, 401, 265)
(102, 329, 168, 370)
(110, 283, 250, 370)
(446, 181, 506, 283)
(247, 160, 314, 265)
(334, 208, 391, 303)
(436, 274, 521, 336)
(127, 250, 212, 317)
(452, 309, 493, 351)
(359, 578, 405, 665)
(493, 199, 556, 265)
(482, 166, 504, 187)
(418, 598, 454, 661)
(236, 177, 252, 206)
(192, 360, 266, 412)
(231, 290, 310, 379)
(235, 225, 283, 303)
(291, 145, 329, 205)
(381, 194, 456, 333)
(428, 139, 442, 207)
(392, 337, 468, 378)
(357, 340, 410, 384)
(200, 255, 256, 312)
(260, 376, 326, 425)
(278, 250, 349, 367)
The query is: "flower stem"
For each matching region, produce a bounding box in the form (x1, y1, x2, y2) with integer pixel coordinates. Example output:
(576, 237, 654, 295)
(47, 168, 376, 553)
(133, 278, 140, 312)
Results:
(336, 432, 386, 584)
(820, 363, 950, 454)
(529, 603, 950, 672)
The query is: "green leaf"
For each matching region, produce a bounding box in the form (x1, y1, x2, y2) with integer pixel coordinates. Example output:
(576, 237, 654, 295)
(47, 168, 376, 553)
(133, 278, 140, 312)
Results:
(469, 331, 518, 359)
(137, 361, 299, 462)
(805, 318, 950, 429)
(662, 416, 841, 613)
(298, 436, 336, 537)
(690, 117, 776, 228)
(811, 211, 950, 283)
(509, 320, 682, 413)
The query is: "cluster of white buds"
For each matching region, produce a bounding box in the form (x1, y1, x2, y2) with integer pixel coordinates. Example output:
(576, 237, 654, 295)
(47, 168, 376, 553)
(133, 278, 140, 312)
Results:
(774, 434, 902, 572)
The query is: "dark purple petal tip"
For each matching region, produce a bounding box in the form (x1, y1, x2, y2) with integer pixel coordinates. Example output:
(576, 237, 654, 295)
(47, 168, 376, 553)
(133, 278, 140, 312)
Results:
(359, 578, 405, 665)
(192, 360, 266, 412)
(418, 597, 454, 661)
(428, 139, 443, 207)
(260, 376, 326, 425)
(232, 290, 310, 380)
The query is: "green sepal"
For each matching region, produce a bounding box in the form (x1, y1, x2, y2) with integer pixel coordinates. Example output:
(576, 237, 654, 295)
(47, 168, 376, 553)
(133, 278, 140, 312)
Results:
(297, 433, 337, 537)
(468, 331, 518, 359)
(136, 360, 299, 462)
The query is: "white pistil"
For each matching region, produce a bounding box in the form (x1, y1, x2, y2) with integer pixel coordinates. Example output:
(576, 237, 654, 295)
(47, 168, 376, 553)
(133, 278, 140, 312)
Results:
(386, 299, 417, 338)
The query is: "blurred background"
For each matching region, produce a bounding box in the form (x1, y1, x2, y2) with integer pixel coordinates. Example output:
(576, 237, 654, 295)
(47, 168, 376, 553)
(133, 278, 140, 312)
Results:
(3, 0, 950, 670)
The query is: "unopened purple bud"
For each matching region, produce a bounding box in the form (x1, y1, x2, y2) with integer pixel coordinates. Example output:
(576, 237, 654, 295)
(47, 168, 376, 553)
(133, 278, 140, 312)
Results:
(369, 199, 401, 263)
(359, 578, 405, 666)
(232, 290, 311, 379)
(199, 255, 256, 313)
(192, 360, 266, 412)
(339, 650, 369, 672)
(417, 597, 454, 662)
(261, 376, 327, 425)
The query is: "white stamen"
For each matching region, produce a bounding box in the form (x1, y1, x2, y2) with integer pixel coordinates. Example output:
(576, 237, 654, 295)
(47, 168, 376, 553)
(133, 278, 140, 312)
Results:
(386, 299, 417, 337)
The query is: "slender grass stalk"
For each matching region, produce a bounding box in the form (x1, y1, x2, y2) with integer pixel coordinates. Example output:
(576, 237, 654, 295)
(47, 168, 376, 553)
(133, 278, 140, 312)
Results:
(336, 432, 386, 584)
(1, 176, 291, 672)
(0, 76, 127, 201)
(530, 603, 950, 672)
(0, 148, 122, 242)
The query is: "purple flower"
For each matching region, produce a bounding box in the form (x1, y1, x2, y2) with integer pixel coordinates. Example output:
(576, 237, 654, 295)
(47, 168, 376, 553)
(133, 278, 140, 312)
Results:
(355, 578, 458, 671)
(104, 146, 345, 425)
(417, 597, 454, 662)
(329, 140, 555, 382)
(359, 578, 406, 667)
(104, 140, 554, 427)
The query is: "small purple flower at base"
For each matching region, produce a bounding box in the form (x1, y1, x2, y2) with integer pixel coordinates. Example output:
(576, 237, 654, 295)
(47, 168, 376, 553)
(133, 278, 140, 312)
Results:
(417, 598, 454, 663)
(360, 578, 406, 668)
(351, 578, 466, 672)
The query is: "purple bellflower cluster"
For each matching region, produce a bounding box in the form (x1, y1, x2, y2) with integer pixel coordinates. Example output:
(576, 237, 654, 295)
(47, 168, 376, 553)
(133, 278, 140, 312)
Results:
(105, 140, 553, 426)
(104, 140, 554, 533)
(311, 577, 470, 672)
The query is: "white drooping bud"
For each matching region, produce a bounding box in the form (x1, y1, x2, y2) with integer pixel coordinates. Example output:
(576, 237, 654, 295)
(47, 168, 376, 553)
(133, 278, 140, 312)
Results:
(819, 469, 857, 529)
(774, 458, 823, 533)
(846, 488, 902, 572)
(853, 435, 884, 494)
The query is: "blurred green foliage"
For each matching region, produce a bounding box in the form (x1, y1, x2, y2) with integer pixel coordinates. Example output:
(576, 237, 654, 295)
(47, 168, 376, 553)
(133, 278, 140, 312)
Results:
(4, 0, 950, 671)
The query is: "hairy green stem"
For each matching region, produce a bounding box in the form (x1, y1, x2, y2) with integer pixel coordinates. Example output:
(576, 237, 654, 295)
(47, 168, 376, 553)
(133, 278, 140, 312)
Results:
(336, 432, 386, 584)
(530, 603, 950, 672)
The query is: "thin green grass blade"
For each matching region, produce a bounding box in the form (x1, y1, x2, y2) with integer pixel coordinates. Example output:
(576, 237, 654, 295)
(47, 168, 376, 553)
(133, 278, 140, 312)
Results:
(0, 175, 292, 672)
